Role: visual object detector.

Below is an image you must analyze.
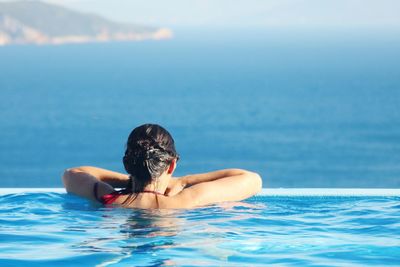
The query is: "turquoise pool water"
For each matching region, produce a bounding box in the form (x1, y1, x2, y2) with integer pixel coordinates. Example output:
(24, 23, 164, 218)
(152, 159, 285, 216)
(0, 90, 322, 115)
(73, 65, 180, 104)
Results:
(1, 189, 399, 266)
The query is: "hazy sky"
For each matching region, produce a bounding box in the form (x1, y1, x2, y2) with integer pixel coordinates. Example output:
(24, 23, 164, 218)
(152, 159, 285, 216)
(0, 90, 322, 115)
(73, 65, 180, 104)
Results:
(6, 0, 400, 29)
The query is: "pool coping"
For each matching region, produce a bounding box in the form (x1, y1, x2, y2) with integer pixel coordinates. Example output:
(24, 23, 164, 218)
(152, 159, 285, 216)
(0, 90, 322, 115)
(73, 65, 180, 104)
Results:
(0, 188, 399, 196)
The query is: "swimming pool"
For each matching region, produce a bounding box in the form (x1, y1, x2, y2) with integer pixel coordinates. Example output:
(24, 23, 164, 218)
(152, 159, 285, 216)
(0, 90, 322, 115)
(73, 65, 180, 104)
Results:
(1, 189, 399, 266)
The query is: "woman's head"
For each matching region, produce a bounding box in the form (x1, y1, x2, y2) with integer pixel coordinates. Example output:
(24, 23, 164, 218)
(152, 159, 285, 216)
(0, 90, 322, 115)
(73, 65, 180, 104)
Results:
(123, 124, 179, 192)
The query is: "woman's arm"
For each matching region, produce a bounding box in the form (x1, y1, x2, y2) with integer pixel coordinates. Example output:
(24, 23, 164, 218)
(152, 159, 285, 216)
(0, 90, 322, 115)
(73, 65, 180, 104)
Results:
(161, 169, 262, 209)
(66, 166, 130, 188)
(165, 169, 248, 196)
(181, 169, 253, 187)
(62, 166, 129, 201)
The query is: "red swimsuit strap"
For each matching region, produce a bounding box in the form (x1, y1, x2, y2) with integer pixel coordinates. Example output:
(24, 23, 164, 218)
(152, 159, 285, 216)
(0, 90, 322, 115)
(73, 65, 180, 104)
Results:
(101, 192, 121, 205)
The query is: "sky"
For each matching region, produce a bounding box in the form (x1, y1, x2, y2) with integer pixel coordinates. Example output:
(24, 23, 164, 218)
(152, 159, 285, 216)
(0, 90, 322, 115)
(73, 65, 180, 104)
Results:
(36, 0, 400, 29)
(0, 0, 399, 30)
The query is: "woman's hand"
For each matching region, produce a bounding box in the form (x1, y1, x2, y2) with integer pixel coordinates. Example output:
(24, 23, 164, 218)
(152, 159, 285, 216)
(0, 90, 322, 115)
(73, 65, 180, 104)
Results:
(165, 177, 186, 196)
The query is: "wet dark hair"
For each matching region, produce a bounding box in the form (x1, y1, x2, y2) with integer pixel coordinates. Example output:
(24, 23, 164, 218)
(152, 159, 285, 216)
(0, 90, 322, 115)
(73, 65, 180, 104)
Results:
(122, 124, 179, 194)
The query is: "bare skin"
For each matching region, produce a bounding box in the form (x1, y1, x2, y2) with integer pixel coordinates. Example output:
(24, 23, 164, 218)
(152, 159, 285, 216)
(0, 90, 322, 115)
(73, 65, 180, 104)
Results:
(62, 160, 262, 209)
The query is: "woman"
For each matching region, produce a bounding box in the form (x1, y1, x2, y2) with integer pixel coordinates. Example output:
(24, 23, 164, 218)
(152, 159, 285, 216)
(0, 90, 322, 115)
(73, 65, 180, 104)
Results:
(63, 124, 262, 209)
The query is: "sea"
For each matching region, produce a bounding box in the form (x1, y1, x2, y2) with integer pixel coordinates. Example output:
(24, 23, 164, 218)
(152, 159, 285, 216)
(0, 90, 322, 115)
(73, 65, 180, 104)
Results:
(0, 28, 399, 188)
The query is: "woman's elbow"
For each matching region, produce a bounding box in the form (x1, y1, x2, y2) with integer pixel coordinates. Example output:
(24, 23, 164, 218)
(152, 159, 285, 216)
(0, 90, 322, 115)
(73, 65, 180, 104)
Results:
(62, 169, 73, 191)
(247, 171, 263, 193)
(61, 167, 82, 192)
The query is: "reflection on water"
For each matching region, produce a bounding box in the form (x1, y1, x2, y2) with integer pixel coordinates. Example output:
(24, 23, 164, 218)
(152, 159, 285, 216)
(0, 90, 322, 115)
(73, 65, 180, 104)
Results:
(121, 209, 182, 238)
(70, 208, 185, 266)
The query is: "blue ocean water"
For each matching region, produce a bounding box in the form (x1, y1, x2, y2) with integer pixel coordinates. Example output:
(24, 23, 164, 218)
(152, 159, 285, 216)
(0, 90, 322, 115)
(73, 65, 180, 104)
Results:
(0, 29, 400, 187)
(0, 192, 399, 266)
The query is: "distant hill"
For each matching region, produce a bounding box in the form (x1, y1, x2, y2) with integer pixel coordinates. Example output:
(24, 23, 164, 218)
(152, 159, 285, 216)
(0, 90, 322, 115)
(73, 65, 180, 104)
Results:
(0, 0, 172, 45)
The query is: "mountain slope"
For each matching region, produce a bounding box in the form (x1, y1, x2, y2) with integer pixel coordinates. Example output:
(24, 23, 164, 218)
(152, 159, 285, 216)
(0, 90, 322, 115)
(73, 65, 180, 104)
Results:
(0, 1, 172, 45)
